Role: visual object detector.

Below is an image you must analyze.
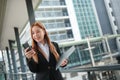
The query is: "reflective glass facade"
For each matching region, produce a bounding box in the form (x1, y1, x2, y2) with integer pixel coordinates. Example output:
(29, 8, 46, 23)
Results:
(35, 0, 74, 42)
(72, 0, 100, 39)
(20, 0, 104, 68)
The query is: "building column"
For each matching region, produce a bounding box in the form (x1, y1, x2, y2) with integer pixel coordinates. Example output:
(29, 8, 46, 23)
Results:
(5, 47, 12, 73)
(25, 0, 36, 79)
(14, 27, 27, 80)
(25, 0, 35, 26)
(8, 40, 18, 79)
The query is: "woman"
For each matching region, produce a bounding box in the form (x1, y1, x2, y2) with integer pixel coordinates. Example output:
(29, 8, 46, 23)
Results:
(24, 21, 68, 80)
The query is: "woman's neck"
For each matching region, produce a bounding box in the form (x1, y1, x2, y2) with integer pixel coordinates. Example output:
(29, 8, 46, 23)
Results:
(39, 40, 46, 45)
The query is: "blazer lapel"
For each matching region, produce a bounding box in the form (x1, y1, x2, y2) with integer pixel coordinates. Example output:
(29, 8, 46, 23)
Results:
(37, 50, 49, 64)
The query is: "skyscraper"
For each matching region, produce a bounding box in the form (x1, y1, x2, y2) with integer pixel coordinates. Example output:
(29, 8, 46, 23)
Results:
(19, 0, 120, 79)
(20, 0, 101, 67)
(94, 0, 118, 51)
(20, 0, 119, 69)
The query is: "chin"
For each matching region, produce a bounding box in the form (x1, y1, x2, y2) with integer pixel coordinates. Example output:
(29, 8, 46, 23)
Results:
(37, 40, 42, 43)
(34, 40, 39, 42)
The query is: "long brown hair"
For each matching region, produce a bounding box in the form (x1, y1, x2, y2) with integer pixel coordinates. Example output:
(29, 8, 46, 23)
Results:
(30, 21, 60, 62)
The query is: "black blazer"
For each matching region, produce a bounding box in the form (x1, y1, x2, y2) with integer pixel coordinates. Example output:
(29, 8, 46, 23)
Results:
(27, 42, 64, 80)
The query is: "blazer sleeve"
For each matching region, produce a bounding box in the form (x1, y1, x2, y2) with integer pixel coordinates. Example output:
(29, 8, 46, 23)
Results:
(26, 58, 39, 73)
(52, 42, 68, 67)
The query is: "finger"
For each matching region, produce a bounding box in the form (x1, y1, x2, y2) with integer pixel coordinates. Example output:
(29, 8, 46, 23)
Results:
(25, 50, 36, 58)
(31, 50, 36, 54)
(25, 47, 31, 52)
(24, 48, 29, 52)
(26, 53, 33, 59)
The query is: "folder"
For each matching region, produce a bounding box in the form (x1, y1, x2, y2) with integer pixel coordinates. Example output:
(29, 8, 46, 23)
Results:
(56, 46, 75, 70)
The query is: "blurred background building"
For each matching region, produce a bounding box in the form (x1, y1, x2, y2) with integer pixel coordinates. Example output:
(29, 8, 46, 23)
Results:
(1, 0, 120, 80)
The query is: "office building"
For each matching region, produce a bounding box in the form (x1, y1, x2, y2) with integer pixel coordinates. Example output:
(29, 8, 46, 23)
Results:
(20, 0, 119, 68)
(3, 0, 119, 80)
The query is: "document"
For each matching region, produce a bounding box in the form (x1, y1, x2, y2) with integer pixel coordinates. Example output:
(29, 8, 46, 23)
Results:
(56, 46, 75, 70)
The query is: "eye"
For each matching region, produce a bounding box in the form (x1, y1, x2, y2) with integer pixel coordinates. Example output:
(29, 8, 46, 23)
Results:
(32, 31, 34, 34)
(36, 30, 40, 33)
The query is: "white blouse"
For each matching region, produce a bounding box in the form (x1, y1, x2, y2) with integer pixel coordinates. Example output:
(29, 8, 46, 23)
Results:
(38, 42, 50, 62)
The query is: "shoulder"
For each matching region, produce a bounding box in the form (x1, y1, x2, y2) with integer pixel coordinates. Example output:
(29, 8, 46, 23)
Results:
(52, 42, 61, 55)
(52, 41, 58, 46)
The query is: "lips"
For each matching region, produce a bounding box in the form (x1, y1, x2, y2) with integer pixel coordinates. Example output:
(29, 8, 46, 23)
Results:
(35, 36, 40, 39)
(35, 38, 40, 41)
(34, 37, 42, 42)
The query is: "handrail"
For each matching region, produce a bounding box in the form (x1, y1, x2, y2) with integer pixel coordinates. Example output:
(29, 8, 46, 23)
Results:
(3, 64, 120, 74)
(59, 34, 120, 47)
(61, 64, 120, 73)
(2, 64, 120, 80)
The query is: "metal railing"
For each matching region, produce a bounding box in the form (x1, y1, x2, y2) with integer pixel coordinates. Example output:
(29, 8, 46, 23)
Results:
(2, 72, 35, 80)
(1, 64, 120, 80)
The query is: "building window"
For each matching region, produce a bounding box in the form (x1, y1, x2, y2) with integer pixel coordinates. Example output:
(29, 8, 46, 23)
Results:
(109, 3, 112, 7)
(67, 30, 73, 38)
(114, 20, 117, 26)
(111, 12, 114, 16)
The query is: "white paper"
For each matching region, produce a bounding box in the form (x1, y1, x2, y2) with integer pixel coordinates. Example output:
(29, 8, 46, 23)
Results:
(56, 46, 75, 70)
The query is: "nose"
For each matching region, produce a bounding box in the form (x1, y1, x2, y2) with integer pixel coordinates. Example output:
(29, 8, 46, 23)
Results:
(34, 32, 38, 36)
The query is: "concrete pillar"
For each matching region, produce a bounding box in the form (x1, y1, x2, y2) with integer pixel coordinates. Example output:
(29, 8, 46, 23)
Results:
(25, 0, 35, 26)
(8, 40, 18, 80)
(5, 47, 12, 73)
(14, 27, 27, 80)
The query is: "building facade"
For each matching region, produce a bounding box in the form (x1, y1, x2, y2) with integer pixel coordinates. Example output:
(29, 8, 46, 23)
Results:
(3, 0, 120, 80)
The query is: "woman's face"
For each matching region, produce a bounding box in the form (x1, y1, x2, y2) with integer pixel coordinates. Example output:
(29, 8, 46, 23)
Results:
(32, 26, 45, 43)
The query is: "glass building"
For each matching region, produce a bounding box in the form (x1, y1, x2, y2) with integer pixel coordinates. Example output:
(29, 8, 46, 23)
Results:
(20, 0, 104, 68)
(1, 0, 120, 80)
(72, 0, 101, 39)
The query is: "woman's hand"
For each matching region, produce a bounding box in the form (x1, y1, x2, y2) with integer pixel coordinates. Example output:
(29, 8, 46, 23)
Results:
(24, 48, 36, 59)
(60, 59, 68, 67)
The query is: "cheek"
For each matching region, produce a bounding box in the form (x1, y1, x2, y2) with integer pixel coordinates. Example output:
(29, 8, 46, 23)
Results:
(32, 34, 38, 38)
(32, 33, 42, 39)
(41, 31, 45, 37)
(32, 35, 35, 39)
(43, 32, 45, 36)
